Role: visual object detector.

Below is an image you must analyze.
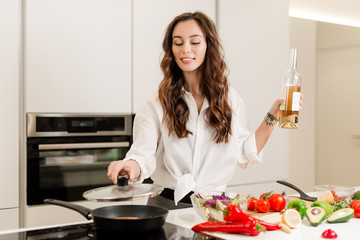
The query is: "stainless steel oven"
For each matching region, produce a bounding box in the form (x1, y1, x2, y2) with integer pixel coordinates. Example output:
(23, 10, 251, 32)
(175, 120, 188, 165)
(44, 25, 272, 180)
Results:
(26, 113, 133, 205)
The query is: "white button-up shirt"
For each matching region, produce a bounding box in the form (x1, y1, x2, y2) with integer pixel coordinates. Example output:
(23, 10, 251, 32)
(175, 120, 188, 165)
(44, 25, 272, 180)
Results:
(123, 87, 262, 203)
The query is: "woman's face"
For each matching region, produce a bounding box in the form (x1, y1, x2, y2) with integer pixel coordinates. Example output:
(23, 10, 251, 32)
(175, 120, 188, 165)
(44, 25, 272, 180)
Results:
(172, 20, 207, 74)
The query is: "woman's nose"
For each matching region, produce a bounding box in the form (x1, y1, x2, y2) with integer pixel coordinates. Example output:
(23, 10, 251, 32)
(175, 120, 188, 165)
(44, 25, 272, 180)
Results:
(182, 43, 190, 54)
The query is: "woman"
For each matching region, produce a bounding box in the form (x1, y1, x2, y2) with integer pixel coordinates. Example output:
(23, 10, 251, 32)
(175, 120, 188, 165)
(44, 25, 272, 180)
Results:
(108, 12, 292, 206)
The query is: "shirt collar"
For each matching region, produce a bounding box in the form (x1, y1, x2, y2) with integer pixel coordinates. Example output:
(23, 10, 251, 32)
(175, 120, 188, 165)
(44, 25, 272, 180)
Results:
(181, 87, 209, 112)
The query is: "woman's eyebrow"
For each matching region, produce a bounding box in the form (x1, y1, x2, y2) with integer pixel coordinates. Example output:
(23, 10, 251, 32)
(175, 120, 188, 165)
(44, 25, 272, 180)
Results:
(172, 34, 203, 40)
(190, 34, 203, 38)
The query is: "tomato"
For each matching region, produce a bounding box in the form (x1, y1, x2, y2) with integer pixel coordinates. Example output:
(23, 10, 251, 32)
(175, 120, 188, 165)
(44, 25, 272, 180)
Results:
(260, 191, 272, 200)
(351, 200, 360, 218)
(354, 209, 360, 218)
(255, 199, 271, 213)
(334, 196, 344, 201)
(269, 194, 286, 212)
(350, 200, 360, 208)
(322, 229, 337, 239)
(247, 198, 258, 211)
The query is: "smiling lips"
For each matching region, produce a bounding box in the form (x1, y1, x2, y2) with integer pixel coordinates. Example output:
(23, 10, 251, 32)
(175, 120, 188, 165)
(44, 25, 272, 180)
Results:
(180, 57, 195, 63)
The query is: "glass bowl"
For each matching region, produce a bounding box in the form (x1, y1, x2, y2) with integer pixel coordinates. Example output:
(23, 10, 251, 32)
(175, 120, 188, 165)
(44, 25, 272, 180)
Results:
(314, 185, 355, 200)
(190, 192, 250, 221)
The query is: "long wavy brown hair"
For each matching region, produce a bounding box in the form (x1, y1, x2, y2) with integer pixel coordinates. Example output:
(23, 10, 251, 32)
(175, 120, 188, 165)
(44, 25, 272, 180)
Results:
(158, 12, 232, 144)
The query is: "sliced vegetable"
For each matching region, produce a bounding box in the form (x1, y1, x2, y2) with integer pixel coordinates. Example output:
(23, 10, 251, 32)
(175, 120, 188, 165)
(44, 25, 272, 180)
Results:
(327, 208, 354, 223)
(311, 201, 334, 217)
(281, 209, 301, 229)
(322, 229, 337, 239)
(278, 223, 291, 233)
(191, 220, 266, 236)
(288, 200, 307, 219)
(306, 207, 326, 226)
(223, 205, 281, 231)
(318, 191, 334, 204)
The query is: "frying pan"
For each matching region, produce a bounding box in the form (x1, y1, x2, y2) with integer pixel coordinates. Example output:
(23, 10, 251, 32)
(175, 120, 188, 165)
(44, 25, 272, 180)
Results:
(44, 199, 168, 231)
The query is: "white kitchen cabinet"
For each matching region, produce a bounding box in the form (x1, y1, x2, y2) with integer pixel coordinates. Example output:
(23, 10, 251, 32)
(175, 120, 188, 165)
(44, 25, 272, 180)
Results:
(0, 209, 19, 231)
(26, 0, 132, 113)
(218, 0, 291, 187)
(132, 0, 216, 112)
(0, 0, 20, 229)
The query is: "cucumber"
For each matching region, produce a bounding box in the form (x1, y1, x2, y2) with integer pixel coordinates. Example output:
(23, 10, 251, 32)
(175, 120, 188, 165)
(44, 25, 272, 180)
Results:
(306, 207, 326, 226)
(327, 208, 354, 223)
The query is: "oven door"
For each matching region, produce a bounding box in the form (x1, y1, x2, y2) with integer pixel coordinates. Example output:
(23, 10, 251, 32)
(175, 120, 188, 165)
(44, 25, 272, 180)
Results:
(27, 136, 130, 205)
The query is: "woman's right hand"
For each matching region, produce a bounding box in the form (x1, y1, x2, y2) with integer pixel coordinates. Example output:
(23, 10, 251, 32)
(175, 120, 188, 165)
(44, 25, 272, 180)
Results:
(107, 159, 141, 184)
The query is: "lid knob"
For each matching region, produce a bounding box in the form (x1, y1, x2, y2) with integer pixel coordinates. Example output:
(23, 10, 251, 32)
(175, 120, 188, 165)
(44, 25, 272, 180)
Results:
(117, 175, 129, 187)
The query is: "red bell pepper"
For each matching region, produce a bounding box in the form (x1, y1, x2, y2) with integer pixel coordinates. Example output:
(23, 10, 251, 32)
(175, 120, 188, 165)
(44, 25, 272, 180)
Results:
(192, 219, 266, 236)
(223, 204, 281, 231)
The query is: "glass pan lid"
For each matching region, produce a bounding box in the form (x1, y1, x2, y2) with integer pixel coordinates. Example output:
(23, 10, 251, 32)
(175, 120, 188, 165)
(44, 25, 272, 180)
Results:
(83, 175, 163, 201)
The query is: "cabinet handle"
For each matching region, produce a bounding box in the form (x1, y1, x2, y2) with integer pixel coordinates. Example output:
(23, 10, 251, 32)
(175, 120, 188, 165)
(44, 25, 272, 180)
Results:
(38, 142, 130, 150)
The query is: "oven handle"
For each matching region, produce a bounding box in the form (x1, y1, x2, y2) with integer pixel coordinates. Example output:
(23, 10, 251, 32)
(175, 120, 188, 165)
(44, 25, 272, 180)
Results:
(38, 142, 130, 150)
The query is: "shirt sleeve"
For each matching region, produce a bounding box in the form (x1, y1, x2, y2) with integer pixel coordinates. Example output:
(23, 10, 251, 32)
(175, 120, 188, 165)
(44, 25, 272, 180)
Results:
(230, 88, 263, 168)
(122, 94, 160, 182)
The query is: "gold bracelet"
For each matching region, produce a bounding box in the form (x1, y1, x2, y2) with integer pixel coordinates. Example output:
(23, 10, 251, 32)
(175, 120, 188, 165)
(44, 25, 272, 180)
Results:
(264, 112, 279, 126)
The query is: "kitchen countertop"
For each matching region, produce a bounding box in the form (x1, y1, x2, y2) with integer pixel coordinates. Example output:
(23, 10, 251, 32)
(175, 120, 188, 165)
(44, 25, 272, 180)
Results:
(1, 190, 360, 239)
(167, 206, 360, 240)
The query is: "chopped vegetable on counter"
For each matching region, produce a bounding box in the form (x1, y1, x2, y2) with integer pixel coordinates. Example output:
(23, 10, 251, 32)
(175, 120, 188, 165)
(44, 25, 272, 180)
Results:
(223, 205, 281, 231)
(350, 200, 360, 218)
(331, 197, 351, 212)
(288, 200, 307, 219)
(247, 197, 258, 210)
(191, 219, 266, 236)
(255, 199, 271, 213)
(326, 208, 354, 223)
(269, 193, 286, 212)
(322, 229, 337, 239)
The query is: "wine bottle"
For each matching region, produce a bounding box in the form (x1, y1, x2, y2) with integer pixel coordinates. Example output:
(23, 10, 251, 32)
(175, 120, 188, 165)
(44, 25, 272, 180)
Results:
(279, 48, 302, 129)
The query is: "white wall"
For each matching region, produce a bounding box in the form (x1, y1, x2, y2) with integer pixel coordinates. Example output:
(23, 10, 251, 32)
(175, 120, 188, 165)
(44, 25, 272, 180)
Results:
(316, 22, 360, 186)
(218, 0, 291, 194)
(289, 17, 317, 193)
(218, 2, 317, 196)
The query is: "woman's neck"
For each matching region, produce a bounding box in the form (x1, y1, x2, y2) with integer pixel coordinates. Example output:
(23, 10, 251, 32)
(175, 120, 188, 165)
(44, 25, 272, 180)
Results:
(183, 70, 202, 95)
(183, 70, 204, 113)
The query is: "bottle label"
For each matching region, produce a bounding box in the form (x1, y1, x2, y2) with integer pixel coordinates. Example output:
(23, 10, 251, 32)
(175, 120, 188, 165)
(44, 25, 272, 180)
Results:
(292, 92, 301, 111)
(280, 103, 285, 111)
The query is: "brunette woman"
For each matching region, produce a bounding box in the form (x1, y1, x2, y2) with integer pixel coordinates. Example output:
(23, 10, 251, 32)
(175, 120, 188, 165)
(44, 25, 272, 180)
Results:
(108, 12, 293, 208)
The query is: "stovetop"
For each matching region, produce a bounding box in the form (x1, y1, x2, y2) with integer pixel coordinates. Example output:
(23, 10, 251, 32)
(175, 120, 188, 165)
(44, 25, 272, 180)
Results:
(0, 222, 219, 240)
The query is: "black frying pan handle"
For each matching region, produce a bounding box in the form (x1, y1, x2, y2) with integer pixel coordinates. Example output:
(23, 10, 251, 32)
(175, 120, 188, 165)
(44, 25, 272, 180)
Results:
(276, 180, 308, 196)
(44, 199, 92, 220)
